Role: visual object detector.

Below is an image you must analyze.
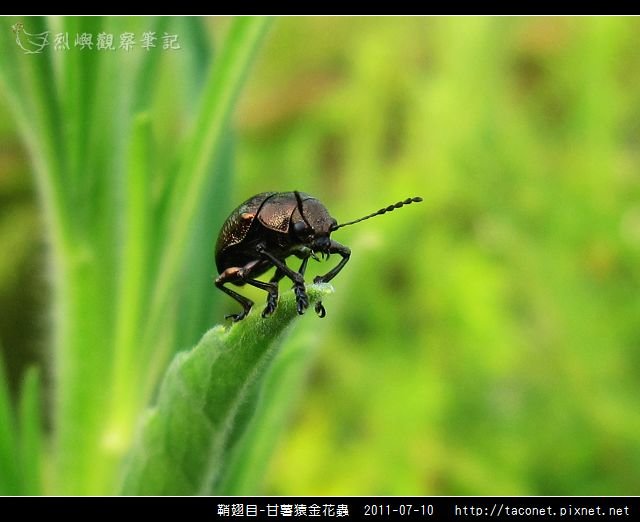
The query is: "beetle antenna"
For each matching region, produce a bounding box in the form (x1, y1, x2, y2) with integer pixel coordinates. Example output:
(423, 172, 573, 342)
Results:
(332, 196, 423, 230)
(294, 190, 313, 229)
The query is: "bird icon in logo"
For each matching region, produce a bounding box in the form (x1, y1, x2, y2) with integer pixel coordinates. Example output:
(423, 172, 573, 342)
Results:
(12, 22, 50, 54)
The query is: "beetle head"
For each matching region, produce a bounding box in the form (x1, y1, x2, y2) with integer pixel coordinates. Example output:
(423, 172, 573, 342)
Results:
(293, 191, 337, 254)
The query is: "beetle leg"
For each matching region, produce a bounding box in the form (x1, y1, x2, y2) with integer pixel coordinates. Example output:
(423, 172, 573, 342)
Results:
(232, 278, 276, 318)
(313, 240, 351, 284)
(215, 266, 255, 322)
(314, 301, 326, 318)
(259, 268, 285, 315)
(257, 245, 309, 315)
(298, 256, 310, 276)
(269, 268, 286, 283)
(299, 255, 324, 317)
(297, 255, 325, 318)
(215, 260, 279, 321)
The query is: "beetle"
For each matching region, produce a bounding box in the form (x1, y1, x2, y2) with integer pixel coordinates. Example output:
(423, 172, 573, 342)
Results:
(215, 191, 422, 322)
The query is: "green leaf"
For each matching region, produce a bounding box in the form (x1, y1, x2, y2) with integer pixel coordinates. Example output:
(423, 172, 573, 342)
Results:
(120, 284, 332, 495)
(215, 326, 322, 494)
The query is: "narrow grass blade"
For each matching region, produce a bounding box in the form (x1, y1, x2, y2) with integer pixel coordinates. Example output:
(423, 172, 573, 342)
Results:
(0, 351, 20, 494)
(18, 368, 42, 495)
(104, 112, 153, 470)
(143, 16, 272, 374)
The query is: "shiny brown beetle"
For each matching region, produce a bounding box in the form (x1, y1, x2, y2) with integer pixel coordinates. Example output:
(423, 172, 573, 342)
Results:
(215, 191, 422, 321)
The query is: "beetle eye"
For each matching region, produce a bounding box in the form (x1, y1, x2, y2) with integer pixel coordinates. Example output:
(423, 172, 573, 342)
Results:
(293, 220, 312, 239)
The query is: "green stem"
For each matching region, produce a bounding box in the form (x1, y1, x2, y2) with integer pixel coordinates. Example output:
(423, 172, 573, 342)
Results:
(100, 113, 153, 487)
(142, 16, 272, 394)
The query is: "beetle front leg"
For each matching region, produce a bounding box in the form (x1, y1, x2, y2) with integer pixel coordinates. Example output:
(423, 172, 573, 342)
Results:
(257, 245, 309, 315)
(302, 254, 326, 318)
(314, 240, 351, 284)
(297, 255, 310, 277)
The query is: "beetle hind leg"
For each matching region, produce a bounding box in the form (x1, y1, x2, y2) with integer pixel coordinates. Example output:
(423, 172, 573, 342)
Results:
(215, 283, 253, 322)
(216, 262, 284, 321)
(215, 267, 255, 322)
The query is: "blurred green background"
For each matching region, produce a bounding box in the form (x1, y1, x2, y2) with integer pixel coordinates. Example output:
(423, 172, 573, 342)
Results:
(2, 16, 640, 495)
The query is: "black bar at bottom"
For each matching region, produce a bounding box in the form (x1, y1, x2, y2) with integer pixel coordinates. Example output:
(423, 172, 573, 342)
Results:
(0, 496, 636, 520)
